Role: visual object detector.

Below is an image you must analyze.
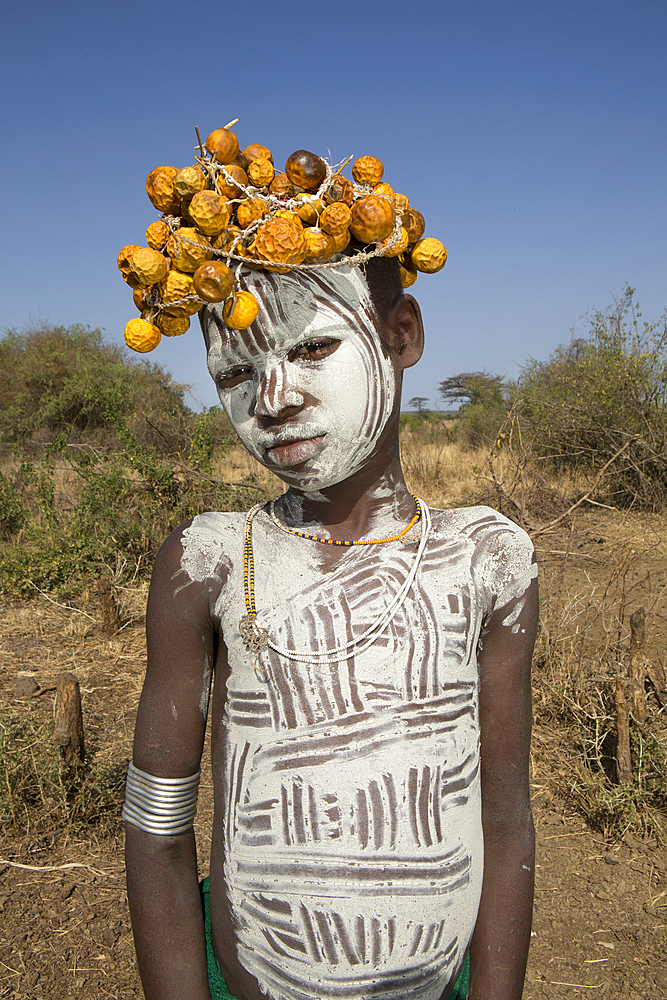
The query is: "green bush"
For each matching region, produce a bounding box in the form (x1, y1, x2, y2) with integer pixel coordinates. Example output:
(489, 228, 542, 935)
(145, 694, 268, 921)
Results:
(518, 287, 667, 508)
(0, 471, 27, 538)
(0, 323, 193, 455)
(189, 408, 217, 472)
(0, 324, 262, 595)
(0, 449, 259, 596)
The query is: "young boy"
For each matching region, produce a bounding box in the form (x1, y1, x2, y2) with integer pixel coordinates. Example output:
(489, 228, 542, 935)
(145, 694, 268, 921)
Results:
(124, 219, 537, 1000)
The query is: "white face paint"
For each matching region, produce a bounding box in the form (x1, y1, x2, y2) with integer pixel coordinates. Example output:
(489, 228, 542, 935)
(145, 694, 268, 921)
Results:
(203, 266, 398, 491)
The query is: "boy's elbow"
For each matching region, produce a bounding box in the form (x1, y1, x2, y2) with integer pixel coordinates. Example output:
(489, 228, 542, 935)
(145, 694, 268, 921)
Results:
(482, 800, 534, 850)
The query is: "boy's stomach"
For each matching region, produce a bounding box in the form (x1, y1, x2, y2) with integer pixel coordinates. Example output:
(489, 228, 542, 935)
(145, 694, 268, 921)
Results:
(214, 721, 483, 1000)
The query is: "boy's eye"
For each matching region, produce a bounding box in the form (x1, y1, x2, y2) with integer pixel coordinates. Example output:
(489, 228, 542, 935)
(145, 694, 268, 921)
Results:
(289, 338, 340, 362)
(215, 366, 253, 390)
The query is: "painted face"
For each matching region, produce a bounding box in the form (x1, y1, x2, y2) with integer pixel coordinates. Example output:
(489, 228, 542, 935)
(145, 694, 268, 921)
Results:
(203, 266, 399, 491)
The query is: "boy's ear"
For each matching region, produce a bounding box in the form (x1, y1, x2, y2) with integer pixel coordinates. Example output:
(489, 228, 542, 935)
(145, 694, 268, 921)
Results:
(383, 294, 424, 370)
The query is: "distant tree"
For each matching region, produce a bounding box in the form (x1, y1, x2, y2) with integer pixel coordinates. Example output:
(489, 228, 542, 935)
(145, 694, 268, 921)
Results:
(408, 396, 429, 414)
(438, 371, 509, 449)
(438, 372, 505, 409)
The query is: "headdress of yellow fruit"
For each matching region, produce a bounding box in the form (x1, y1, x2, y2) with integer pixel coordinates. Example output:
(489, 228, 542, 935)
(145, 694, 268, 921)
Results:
(303, 228, 335, 263)
(125, 318, 161, 353)
(146, 167, 180, 215)
(156, 313, 190, 337)
(285, 150, 327, 192)
(269, 172, 295, 198)
(187, 191, 230, 236)
(236, 198, 269, 229)
(320, 202, 351, 237)
(146, 220, 170, 251)
(166, 228, 213, 273)
(206, 127, 239, 164)
(119, 121, 448, 352)
(247, 158, 274, 187)
(349, 195, 395, 244)
(408, 237, 448, 273)
(129, 248, 170, 286)
(243, 143, 273, 163)
(159, 270, 200, 316)
(323, 174, 354, 205)
(174, 165, 206, 200)
(117, 245, 142, 279)
(295, 194, 323, 226)
(381, 227, 409, 258)
(254, 217, 307, 268)
(216, 164, 248, 199)
(193, 261, 235, 303)
(223, 290, 259, 329)
(352, 155, 384, 187)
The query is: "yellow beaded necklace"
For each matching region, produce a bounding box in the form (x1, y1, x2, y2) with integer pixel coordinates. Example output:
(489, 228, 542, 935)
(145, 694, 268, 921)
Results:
(267, 494, 422, 547)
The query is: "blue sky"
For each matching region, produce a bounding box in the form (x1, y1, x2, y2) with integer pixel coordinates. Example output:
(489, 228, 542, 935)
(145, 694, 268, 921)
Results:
(2, 1, 665, 411)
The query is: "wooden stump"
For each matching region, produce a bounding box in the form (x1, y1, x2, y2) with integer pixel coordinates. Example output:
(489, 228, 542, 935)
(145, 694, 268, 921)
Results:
(614, 678, 633, 784)
(614, 606, 666, 784)
(98, 577, 120, 635)
(628, 607, 648, 725)
(53, 672, 85, 767)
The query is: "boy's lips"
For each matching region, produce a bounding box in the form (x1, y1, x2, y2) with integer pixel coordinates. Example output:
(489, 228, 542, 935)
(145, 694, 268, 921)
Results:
(265, 434, 326, 467)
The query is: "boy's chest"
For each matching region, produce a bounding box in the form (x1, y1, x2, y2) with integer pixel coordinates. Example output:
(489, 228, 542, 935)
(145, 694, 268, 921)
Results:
(215, 529, 484, 729)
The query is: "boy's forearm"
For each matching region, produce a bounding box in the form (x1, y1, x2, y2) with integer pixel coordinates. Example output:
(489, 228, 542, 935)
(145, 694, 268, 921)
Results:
(125, 823, 211, 1000)
(468, 810, 535, 1000)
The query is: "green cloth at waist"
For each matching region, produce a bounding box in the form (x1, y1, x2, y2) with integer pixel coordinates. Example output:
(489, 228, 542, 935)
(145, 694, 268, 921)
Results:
(200, 877, 469, 1000)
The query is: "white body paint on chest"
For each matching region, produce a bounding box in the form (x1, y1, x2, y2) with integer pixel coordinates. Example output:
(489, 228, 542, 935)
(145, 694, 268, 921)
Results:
(179, 506, 536, 1000)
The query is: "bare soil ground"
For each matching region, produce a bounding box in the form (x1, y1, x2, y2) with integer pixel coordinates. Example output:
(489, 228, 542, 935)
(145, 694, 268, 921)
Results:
(1, 508, 666, 1000)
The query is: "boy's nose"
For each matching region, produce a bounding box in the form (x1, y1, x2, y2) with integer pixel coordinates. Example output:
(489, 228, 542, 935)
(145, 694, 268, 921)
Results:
(254, 362, 304, 419)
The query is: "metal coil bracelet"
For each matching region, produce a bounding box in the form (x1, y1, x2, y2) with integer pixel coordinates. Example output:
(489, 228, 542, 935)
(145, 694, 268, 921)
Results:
(122, 760, 200, 836)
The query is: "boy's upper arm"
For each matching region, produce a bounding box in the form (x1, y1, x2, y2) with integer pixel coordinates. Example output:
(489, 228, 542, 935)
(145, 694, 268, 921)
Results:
(132, 521, 226, 779)
(476, 529, 538, 821)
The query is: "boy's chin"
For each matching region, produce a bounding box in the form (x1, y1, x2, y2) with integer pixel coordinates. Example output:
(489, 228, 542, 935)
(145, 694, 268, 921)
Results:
(248, 439, 376, 493)
(268, 462, 367, 495)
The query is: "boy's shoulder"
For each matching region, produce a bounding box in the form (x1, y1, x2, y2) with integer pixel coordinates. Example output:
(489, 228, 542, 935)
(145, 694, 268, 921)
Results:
(428, 503, 533, 546)
(181, 510, 246, 573)
(156, 510, 247, 590)
(426, 504, 536, 609)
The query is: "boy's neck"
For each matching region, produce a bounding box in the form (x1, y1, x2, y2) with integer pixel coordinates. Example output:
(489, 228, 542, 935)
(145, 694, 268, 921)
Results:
(274, 455, 417, 542)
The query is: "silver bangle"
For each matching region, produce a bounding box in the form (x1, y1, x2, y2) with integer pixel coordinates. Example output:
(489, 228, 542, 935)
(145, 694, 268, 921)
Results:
(122, 760, 200, 835)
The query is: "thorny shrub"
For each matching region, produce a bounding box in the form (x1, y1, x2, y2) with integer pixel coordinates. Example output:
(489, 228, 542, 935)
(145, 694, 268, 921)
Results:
(518, 286, 667, 509)
(532, 547, 667, 840)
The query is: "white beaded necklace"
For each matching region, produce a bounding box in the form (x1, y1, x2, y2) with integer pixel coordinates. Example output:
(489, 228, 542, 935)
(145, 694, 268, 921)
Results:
(239, 498, 431, 675)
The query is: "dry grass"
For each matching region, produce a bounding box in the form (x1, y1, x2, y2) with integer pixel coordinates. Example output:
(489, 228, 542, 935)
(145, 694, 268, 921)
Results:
(399, 433, 489, 508)
(1, 429, 666, 841)
(211, 443, 283, 497)
(530, 509, 667, 838)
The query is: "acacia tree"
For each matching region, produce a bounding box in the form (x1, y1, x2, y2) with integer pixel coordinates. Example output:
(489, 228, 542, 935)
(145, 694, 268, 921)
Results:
(438, 372, 508, 447)
(438, 372, 506, 409)
(408, 396, 429, 414)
